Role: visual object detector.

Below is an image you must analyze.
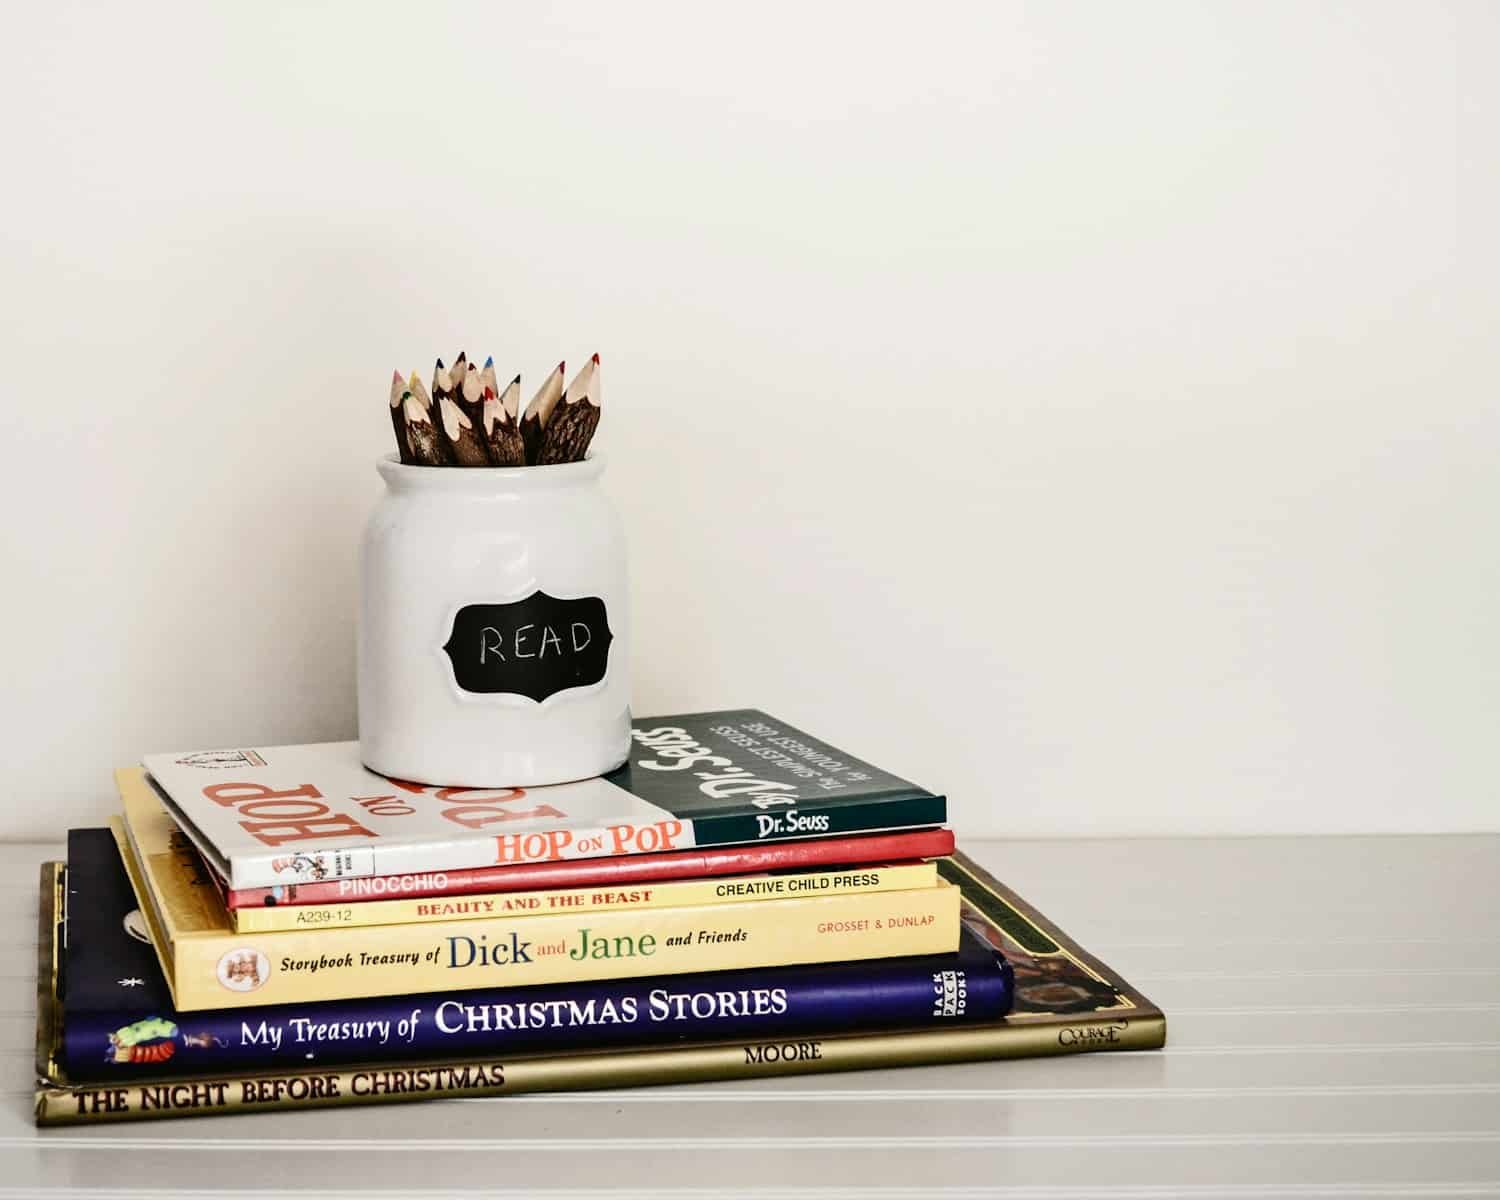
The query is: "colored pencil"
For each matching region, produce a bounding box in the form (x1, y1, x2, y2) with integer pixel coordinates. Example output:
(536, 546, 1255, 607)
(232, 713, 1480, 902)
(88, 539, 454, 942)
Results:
(431, 357, 459, 422)
(481, 376, 526, 466)
(400, 374, 447, 466)
(388, 369, 413, 463)
(537, 354, 602, 464)
(458, 358, 486, 428)
(435, 392, 489, 466)
(519, 361, 566, 465)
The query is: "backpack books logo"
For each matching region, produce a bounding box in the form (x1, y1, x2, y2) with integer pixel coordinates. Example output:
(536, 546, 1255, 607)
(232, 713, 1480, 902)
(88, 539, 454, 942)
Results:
(174, 751, 267, 770)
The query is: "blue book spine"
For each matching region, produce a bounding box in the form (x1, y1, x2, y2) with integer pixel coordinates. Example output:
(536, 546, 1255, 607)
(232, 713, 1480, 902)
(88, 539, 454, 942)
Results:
(65, 942, 1012, 1081)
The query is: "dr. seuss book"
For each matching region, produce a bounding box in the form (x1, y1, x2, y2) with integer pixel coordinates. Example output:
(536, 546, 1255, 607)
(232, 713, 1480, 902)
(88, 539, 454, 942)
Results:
(223, 828, 957, 911)
(35, 851, 1165, 1125)
(144, 711, 946, 889)
(56, 829, 1011, 1081)
(116, 772, 959, 1011)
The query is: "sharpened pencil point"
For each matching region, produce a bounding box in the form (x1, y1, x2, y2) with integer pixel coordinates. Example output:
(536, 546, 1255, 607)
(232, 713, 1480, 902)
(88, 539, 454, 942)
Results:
(557, 361, 566, 375)
(484, 356, 493, 368)
(392, 369, 405, 385)
(512, 375, 521, 385)
(435, 358, 445, 371)
(409, 372, 422, 391)
(592, 353, 600, 365)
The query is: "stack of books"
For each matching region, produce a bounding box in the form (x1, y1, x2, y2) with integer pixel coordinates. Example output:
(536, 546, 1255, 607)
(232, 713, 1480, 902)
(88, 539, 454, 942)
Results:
(33, 710, 1164, 1124)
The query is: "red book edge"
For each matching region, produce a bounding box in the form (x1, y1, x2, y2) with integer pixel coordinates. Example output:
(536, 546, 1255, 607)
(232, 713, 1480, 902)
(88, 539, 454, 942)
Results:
(225, 828, 956, 909)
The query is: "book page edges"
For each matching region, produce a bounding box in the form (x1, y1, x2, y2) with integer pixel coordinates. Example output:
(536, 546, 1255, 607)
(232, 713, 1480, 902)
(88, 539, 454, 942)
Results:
(108, 818, 184, 1010)
(33, 863, 62, 1094)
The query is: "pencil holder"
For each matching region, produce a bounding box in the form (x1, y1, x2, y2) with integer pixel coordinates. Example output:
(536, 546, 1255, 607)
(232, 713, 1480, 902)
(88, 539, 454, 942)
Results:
(357, 454, 631, 787)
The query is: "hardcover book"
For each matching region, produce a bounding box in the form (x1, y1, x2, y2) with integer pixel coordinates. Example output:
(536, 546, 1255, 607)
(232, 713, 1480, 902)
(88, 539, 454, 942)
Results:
(143, 711, 946, 889)
(35, 851, 1166, 1124)
(231, 858, 939, 933)
(56, 828, 1011, 1080)
(222, 828, 958, 911)
(116, 773, 959, 1010)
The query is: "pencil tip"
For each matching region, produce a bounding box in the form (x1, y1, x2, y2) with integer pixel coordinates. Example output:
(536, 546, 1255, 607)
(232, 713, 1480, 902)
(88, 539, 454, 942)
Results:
(392, 369, 404, 384)
(591, 353, 600, 365)
(512, 374, 522, 385)
(484, 356, 493, 368)
(557, 361, 566, 374)
(435, 357, 445, 370)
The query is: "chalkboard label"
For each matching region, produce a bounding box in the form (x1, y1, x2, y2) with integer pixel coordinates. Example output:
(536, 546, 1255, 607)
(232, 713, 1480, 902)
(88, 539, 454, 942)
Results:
(442, 593, 614, 702)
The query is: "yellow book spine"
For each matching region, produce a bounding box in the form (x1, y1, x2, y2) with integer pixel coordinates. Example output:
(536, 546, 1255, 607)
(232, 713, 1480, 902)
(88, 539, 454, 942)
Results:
(231, 862, 939, 933)
(171, 884, 960, 1011)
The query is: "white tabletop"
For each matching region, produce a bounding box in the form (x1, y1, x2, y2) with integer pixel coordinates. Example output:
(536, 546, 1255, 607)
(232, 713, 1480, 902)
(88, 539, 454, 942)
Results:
(2, 835, 1496, 1197)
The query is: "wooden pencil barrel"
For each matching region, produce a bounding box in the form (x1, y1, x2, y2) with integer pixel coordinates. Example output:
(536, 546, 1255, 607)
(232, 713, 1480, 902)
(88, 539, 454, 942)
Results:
(357, 454, 630, 787)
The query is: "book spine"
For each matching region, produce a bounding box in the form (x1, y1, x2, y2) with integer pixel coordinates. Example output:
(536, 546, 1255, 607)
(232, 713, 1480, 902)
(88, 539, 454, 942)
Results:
(224, 828, 958, 909)
(233, 862, 938, 933)
(223, 799, 949, 889)
(687, 794, 948, 852)
(168, 885, 961, 1011)
(62, 942, 1012, 1081)
(37, 1014, 1166, 1125)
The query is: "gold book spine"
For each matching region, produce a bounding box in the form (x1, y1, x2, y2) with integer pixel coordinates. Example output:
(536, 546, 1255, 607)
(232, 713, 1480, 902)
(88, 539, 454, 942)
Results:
(36, 1014, 1167, 1126)
(232, 862, 939, 934)
(35, 864, 64, 1084)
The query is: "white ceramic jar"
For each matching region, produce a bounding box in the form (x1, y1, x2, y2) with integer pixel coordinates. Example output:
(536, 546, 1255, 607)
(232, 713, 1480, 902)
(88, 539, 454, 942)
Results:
(357, 454, 630, 787)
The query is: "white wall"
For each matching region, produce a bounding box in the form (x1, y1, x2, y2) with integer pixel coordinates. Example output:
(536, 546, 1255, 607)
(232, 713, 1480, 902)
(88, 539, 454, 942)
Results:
(1, 2, 1494, 841)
